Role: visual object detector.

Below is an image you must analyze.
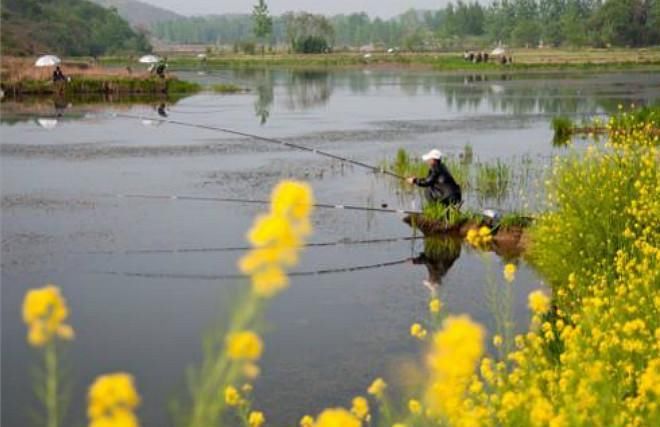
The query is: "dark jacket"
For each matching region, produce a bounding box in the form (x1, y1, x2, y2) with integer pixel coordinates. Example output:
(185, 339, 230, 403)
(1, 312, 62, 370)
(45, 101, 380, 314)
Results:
(414, 160, 461, 203)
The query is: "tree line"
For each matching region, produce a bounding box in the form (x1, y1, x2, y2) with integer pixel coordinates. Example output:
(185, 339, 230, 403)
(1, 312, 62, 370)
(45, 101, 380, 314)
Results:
(2, 0, 152, 56)
(151, 0, 660, 50)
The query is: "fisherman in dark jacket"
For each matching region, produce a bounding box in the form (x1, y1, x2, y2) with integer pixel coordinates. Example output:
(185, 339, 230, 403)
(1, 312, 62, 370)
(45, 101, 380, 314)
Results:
(407, 149, 462, 206)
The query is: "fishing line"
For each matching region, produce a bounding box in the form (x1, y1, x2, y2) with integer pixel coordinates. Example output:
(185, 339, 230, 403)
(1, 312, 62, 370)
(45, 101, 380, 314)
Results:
(85, 235, 423, 255)
(111, 112, 405, 180)
(94, 257, 409, 281)
(111, 193, 421, 215)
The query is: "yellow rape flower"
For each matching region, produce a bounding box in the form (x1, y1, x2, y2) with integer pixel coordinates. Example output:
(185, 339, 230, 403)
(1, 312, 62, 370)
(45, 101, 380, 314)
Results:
(314, 408, 360, 427)
(248, 411, 266, 427)
(429, 298, 442, 313)
(243, 363, 261, 379)
(367, 378, 387, 398)
(503, 263, 517, 283)
(410, 323, 427, 340)
(425, 315, 484, 422)
(226, 331, 263, 361)
(408, 399, 422, 415)
(238, 181, 314, 298)
(87, 372, 140, 427)
(224, 386, 241, 406)
(350, 396, 369, 420)
(300, 415, 314, 427)
(271, 180, 314, 223)
(22, 284, 74, 347)
(528, 290, 551, 314)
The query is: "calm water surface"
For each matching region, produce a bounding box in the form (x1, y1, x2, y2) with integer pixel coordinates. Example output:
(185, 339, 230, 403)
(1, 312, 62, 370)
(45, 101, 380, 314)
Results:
(2, 69, 659, 426)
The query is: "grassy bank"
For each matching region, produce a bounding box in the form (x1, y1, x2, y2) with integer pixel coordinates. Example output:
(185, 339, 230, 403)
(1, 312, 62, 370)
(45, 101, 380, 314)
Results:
(99, 48, 660, 72)
(0, 57, 201, 97)
(1, 76, 200, 97)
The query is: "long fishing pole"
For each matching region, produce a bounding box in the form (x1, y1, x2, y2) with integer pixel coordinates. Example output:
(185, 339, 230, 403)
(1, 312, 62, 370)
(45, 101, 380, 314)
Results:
(111, 112, 406, 180)
(86, 235, 423, 255)
(95, 257, 409, 281)
(112, 193, 421, 215)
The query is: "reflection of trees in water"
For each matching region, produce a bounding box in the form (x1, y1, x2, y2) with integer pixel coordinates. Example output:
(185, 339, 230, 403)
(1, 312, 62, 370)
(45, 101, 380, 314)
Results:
(254, 69, 274, 125)
(348, 71, 370, 94)
(284, 70, 333, 109)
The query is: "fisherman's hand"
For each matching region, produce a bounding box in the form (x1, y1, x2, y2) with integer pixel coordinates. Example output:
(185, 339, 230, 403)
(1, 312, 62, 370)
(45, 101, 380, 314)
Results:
(406, 177, 416, 185)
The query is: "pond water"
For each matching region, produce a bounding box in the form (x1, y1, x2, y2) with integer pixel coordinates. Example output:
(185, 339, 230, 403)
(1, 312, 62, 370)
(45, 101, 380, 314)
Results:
(2, 69, 659, 426)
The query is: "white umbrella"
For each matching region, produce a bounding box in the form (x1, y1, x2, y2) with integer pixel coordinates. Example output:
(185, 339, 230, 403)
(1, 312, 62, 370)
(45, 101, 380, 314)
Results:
(197, 53, 207, 59)
(36, 118, 58, 129)
(35, 55, 61, 67)
(139, 55, 161, 64)
(491, 47, 506, 56)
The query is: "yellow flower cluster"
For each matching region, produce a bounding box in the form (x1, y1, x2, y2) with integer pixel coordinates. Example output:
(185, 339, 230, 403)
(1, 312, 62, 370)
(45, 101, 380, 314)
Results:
(312, 408, 361, 427)
(88, 373, 140, 427)
(224, 385, 242, 406)
(367, 378, 387, 399)
(410, 323, 427, 340)
(466, 226, 493, 248)
(503, 263, 517, 283)
(429, 298, 442, 313)
(239, 181, 314, 298)
(226, 331, 263, 361)
(440, 109, 660, 426)
(248, 411, 265, 427)
(424, 315, 485, 424)
(22, 284, 74, 347)
(350, 396, 369, 420)
(527, 290, 550, 314)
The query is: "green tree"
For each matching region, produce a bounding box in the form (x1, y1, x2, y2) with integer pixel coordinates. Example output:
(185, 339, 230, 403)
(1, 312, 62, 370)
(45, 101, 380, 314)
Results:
(252, 0, 273, 55)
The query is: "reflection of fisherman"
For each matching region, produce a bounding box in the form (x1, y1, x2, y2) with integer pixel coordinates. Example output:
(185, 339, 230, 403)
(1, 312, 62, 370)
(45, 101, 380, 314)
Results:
(410, 237, 462, 294)
(157, 103, 167, 117)
(53, 97, 68, 117)
(407, 149, 462, 206)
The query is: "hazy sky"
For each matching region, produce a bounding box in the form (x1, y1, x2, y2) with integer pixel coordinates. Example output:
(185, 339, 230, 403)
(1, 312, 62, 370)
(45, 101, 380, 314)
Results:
(140, 0, 450, 18)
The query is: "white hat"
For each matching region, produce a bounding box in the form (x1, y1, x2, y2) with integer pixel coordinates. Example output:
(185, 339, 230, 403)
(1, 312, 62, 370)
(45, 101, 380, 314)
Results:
(422, 149, 443, 161)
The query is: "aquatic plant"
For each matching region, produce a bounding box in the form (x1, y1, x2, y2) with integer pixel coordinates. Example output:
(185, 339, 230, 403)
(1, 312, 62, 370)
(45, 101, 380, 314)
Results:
(551, 116, 574, 146)
(474, 160, 511, 201)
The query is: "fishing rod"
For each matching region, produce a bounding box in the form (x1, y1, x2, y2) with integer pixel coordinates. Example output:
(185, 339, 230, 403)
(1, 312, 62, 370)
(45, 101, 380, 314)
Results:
(111, 112, 406, 180)
(95, 257, 409, 281)
(112, 193, 422, 215)
(86, 235, 423, 255)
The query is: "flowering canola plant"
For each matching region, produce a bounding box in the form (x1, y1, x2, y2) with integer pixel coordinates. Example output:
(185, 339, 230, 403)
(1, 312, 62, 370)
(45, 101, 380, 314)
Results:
(239, 180, 313, 298)
(22, 284, 74, 347)
(88, 373, 141, 427)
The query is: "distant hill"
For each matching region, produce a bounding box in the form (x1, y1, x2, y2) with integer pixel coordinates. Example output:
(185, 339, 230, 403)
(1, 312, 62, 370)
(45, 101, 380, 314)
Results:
(1, 0, 152, 56)
(90, 0, 182, 27)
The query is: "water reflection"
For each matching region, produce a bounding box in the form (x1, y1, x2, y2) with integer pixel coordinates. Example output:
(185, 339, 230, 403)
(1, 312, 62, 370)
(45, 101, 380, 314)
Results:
(254, 69, 274, 125)
(228, 69, 659, 123)
(284, 70, 333, 110)
(410, 236, 462, 295)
